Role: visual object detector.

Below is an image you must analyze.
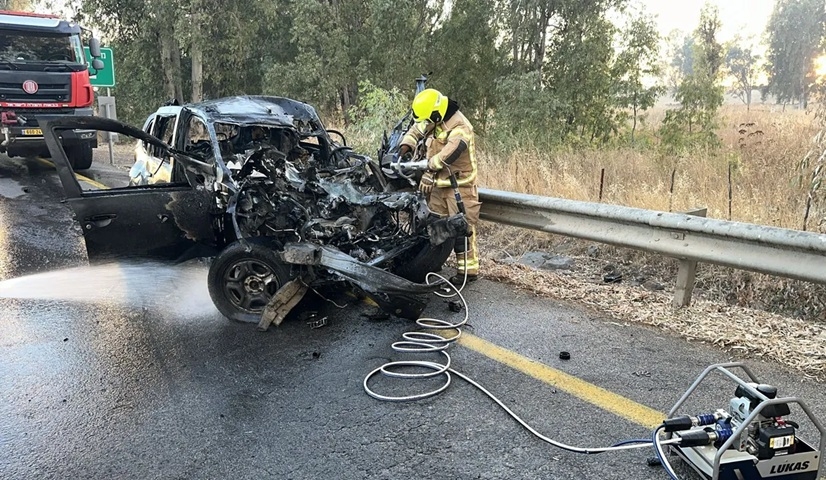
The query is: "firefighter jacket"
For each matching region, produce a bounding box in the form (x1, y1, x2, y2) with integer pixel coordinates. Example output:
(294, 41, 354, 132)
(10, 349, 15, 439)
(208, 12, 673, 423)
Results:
(399, 110, 477, 189)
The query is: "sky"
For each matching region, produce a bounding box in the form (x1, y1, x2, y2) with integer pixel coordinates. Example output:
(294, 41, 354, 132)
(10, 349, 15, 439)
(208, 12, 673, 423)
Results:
(637, 0, 776, 43)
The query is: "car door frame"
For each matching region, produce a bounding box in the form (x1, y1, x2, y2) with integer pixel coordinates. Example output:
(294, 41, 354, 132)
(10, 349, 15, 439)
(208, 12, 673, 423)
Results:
(42, 115, 221, 262)
(134, 107, 184, 185)
(129, 113, 156, 186)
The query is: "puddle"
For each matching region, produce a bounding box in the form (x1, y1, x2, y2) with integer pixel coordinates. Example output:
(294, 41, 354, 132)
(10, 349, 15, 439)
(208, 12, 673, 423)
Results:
(0, 177, 27, 199)
(0, 261, 218, 318)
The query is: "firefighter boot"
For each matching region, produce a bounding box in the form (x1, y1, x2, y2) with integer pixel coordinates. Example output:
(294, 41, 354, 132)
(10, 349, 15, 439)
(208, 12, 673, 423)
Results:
(449, 225, 478, 285)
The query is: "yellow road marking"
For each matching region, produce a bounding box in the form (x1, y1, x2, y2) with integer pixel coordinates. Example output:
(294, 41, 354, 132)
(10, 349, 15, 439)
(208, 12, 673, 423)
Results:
(325, 231, 664, 427)
(36, 158, 110, 190)
(355, 288, 662, 426)
(458, 332, 665, 429)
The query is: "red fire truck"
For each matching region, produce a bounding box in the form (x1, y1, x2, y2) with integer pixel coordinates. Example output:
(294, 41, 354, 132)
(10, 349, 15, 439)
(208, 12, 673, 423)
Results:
(0, 10, 104, 170)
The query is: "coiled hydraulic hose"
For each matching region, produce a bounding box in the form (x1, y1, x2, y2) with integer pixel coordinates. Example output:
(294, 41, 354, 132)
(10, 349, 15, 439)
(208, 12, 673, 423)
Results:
(362, 270, 467, 402)
(362, 252, 681, 456)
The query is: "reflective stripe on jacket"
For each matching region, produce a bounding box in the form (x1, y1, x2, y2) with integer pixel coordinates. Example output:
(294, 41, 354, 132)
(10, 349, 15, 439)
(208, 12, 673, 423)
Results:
(399, 110, 477, 188)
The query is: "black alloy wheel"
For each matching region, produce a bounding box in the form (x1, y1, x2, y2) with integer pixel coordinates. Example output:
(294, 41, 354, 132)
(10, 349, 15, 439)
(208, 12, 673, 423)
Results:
(207, 240, 292, 323)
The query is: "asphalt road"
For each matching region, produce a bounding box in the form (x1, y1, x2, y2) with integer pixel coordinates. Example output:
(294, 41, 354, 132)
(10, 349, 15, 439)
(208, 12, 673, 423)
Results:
(2, 153, 825, 480)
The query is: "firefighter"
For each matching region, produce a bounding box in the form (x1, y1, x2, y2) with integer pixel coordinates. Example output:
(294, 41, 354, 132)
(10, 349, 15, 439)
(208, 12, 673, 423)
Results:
(398, 88, 481, 284)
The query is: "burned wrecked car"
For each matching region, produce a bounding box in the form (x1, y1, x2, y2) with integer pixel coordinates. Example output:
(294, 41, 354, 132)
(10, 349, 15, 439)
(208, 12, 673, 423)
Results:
(41, 96, 468, 325)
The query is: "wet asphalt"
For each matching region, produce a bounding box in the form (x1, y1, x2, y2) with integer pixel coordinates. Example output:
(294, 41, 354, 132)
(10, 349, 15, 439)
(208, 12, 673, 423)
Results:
(2, 154, 825, 480)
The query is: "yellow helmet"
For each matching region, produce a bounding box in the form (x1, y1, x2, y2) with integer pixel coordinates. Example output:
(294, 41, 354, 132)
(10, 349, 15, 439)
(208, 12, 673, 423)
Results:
(411, 88, 448, 123)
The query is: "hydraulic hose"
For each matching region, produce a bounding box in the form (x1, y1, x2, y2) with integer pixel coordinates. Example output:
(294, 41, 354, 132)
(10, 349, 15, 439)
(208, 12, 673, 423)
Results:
(653, 426, 682, 480)
(362, 271, 467, 402)
(362, 264, 681, 456)
(364, 166, 679, 459)
(446, 168, 466, 216)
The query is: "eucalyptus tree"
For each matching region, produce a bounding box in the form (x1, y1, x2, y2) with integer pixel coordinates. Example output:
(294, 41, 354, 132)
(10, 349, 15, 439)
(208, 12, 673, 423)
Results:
(613, 13, 664, 142)
(765, 0, 826, 108)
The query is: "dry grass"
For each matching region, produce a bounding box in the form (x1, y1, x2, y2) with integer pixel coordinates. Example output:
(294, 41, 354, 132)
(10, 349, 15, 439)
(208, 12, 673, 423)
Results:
(482, 260, 826, 380)
(478, 105, 820, 231)
(340, 100, 826, 379)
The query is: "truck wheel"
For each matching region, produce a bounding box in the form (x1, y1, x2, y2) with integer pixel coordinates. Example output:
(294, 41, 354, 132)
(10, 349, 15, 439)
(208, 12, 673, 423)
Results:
(207, 240, 294, 323)
(67, 143, 93, 170)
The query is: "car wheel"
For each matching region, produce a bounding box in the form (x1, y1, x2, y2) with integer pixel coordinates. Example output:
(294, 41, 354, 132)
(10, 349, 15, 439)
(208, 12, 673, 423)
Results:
(393, 237, 455, 283)
(207, 240, 293, 323)
(67, 143, 93, 170)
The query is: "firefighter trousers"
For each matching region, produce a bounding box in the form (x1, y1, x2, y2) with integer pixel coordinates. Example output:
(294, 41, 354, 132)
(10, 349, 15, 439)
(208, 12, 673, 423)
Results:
(427, 185, 481, 276)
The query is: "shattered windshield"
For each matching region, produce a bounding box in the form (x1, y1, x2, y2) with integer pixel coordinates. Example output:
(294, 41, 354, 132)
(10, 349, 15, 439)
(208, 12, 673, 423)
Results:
(0, 30, 83, 63)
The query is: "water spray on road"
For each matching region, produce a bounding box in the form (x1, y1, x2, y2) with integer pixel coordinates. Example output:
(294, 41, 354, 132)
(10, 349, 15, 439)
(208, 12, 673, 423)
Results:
(0, 261, 218, 318)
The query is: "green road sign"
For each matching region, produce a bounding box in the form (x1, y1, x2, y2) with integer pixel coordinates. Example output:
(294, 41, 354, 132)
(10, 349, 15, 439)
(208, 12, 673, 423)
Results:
(84, 47, 116, 88)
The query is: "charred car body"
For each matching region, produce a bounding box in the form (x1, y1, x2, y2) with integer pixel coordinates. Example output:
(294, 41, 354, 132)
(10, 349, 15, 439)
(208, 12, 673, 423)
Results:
(42, 96, 468, 324)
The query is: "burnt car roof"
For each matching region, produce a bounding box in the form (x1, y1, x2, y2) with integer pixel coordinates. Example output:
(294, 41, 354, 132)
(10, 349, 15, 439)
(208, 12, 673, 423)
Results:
(185, 95, 325, 131)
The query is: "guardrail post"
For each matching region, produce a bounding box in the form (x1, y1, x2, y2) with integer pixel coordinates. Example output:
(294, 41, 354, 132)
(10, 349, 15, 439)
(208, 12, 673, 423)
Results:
(673, 207, 707, 308)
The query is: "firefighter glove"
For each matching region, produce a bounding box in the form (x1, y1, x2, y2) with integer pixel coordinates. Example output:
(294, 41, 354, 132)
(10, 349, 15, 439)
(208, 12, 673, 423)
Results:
(419, 171, 435, 194)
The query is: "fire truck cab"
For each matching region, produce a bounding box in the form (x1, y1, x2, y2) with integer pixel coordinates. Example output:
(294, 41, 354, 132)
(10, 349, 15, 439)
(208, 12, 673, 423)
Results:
(0, 10, 104, 170)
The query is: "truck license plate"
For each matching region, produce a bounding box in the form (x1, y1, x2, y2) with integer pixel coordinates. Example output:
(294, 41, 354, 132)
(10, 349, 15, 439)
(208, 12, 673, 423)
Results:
(22, 128, 42, 136)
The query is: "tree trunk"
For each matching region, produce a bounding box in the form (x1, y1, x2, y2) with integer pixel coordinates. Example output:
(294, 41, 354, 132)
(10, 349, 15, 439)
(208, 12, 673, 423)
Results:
(511, 0, 520, 67)
(160, 30, 183, 103)
(190, 2, 204, 103)
(534, 3, 549, 73)
(340, 86, 352, 125)
(170, 38, 183, 103)
(191, 41, 203, 102)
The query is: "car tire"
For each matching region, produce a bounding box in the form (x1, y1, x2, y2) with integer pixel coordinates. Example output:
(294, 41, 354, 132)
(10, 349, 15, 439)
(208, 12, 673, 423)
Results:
(207, 239, 294, 323)
(393, 237, 455, 283)
(67, 143, 93, 170)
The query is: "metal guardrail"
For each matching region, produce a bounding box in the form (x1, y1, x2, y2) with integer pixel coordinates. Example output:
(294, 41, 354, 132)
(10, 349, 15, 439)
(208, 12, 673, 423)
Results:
(478, 188, 826, 306)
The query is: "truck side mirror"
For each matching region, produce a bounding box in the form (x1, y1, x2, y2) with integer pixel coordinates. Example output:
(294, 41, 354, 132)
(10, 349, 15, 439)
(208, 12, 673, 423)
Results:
(92, 58, 104, 71)
(89, 37, 102, 58)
